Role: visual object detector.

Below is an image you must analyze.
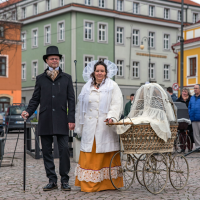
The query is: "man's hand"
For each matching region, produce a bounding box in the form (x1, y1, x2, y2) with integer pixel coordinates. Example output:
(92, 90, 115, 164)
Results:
(69, 123, 75, 131)
(21, 111, 29, 120)
(104, 118, 113, 124)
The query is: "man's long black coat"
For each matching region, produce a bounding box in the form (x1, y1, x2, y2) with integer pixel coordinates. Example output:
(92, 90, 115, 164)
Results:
(26, 68, 75, 136)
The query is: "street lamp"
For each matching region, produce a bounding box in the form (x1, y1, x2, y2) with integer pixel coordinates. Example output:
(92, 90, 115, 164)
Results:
(140, 36, 151, 83)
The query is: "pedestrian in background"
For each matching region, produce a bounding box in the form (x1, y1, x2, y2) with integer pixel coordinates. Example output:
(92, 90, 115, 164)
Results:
(188, 84, 200, 151)
(167, 87, 177, 102)
(124, 94, 134, 117)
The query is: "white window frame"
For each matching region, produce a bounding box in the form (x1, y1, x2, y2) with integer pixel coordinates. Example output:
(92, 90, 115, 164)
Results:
(116, 60, 124, 76)
(60, 0, 64, 6)
(149, 5, 155, 17)
(33, 3, 38, 15)
(149, 63, 155, 80)
(164, 34, 170, 50)
(117, 0, 124, 11)
(46, 0, 51, 11)
(132, 61, 139, 78)
(133, 2, 139, 14)
(98, 22, 108, 43)
(21, 62, 26, 81)
(12, 11, 16, 20)
(32, 60, 38, 80)
(60, 55, 65, 72)
(177, 35, 181, 42)
(84, 20, 94, 42)
(178, 10, 182, 22)
(85, 0, 91, 5)
(21, 7, 26, 19)
(116, 27, 124, 45)
(0, 55, 8, 78)
(21, 31, 26, 50)
(32, 28, 38, 48)
(149, 31, 155, 48)
(164, 8, 170, 19)
(163, 64, 170, 81)
(57, 20, 65, 42)
(83, 55, 94, 68)
(97, 56, 108, 62)
(44, 24, 51, 45)
(132, 29, 139, 46)
(193, 13, 198, 23)
(99, 0, 106, 8)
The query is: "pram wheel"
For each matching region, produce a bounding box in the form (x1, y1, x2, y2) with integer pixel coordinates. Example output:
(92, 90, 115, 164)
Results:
(109, 151, 135, 191)
(136, 154, 146, 186)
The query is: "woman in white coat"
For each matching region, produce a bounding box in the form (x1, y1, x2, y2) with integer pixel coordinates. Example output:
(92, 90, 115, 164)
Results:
(74, 60, 123, 192)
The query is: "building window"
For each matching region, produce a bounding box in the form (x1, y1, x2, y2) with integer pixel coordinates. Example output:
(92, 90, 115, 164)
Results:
(149, 63, 155, 79)
(46, 0, 51, 11)
(193, 13, 198, 23)
(133, 62, 139, 78)
(12, 11, 16, 20)
(58, 22, 64, 41)
(85, 22, 93, 40)
(21, 63, 26, 80)
(21, 32, 26, 50)
(149, 32, 155, 48)
(116, 27, 123, 44)
(60, 57, 64, 71)
(33, 3, 38, 15)
(98, 57, 107, 62)
(22, 7, 26, 19)
(190, 57, 196, 76)
(99, 0, 105, 8)
(164, 34, 169, 50)
(178, 36, 181, 42)
(164, 65, 169, 80)
(178, 11, 181, 21)
(164, 8, 169, 19)
(0, 26, 4, 38)
(32, 29, 38, 47)
(0, 57, 6, 76)
(32, 61, 38, 79)
(99, 24, 106, 42)
(85, 0, 91, 5)
(117, 60, 123, 76)
(60, 0, 64, 6)
(84, 56, 93, 67)
(2, 14, 6, 20)
(149, 5, 154, 17)
(45, 26, 51, 44)
(117, 0, 123, 11)
(133, 30, 139, 46)
(133, 3, 139, 14)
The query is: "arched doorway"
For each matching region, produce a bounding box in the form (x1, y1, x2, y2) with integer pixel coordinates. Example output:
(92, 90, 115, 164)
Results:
(0, 97, 10, 112)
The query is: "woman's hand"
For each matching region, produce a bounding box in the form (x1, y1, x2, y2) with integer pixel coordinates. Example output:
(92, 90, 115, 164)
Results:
(104, 118, 113, 124)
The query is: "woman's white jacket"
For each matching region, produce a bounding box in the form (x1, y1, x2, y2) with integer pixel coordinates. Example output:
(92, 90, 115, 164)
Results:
(74, 80, 123, 153)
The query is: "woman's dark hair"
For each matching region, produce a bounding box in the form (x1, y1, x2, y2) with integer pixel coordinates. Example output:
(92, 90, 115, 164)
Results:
(91, 60, 108, 86)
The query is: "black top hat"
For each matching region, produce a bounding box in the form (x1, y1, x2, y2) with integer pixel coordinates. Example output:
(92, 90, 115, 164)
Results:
(43, 46, 62, 63)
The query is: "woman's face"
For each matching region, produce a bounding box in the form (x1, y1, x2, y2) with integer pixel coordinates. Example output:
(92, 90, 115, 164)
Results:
(182, 90, 188, 97)
(94, 65, 106, 83)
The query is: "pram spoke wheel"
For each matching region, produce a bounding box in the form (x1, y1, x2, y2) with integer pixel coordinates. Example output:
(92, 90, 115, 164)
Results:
(143, 152, 168, 194)
(136, 154, 146, 186)
(109, 151, 135, 191)
(169, 154, 189, 190)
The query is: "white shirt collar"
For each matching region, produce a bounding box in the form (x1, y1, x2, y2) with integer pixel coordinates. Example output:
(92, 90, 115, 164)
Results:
(48, 66, 59, 71)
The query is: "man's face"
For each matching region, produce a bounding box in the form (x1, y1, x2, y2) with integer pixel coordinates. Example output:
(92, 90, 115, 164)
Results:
(130, 96, 134, 101)
(194, 85, 200, 95)
(46, 55, 60, 69)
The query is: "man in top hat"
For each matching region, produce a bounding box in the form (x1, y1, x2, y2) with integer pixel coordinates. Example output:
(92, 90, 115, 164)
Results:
(21, 46, 75, 191)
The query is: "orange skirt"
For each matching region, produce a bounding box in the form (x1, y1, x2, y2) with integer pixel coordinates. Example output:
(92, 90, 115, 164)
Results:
(75, 139, 123, 192)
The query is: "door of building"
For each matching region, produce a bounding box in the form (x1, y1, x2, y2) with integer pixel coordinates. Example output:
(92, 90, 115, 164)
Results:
(0, 97, 10, 112)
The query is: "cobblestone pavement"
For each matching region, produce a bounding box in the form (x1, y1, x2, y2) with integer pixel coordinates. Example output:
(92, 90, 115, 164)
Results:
(1, 133, 200, 200)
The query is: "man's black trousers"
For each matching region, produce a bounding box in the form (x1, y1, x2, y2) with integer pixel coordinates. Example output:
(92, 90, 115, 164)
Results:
(40, 135, 70, 183)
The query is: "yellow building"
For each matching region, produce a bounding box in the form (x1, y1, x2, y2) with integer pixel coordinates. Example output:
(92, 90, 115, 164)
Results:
(172, 22, 200, 95)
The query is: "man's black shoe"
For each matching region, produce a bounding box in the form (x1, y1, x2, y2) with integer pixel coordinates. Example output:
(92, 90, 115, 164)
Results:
(61, 182, 71, 191)
(180, 149, 185, 153)
(43, 182, 58, 191)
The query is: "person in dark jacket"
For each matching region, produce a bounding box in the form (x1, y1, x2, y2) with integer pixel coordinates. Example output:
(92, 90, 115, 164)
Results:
(167, 87, 177, 102)
(21, 46, 75, 191)
(124, 94, 134, 117)
(188, 84, 200, 152)
(176, 87, 193, 152)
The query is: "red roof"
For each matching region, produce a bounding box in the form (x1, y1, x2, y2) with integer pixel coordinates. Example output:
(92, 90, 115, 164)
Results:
(168, 0, 200, 6)
(172, 36, 200, 47)
(0, 0, 22, 8)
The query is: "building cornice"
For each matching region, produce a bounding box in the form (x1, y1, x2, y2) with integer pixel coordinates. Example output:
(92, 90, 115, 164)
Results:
(173, 40, 200, 51)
